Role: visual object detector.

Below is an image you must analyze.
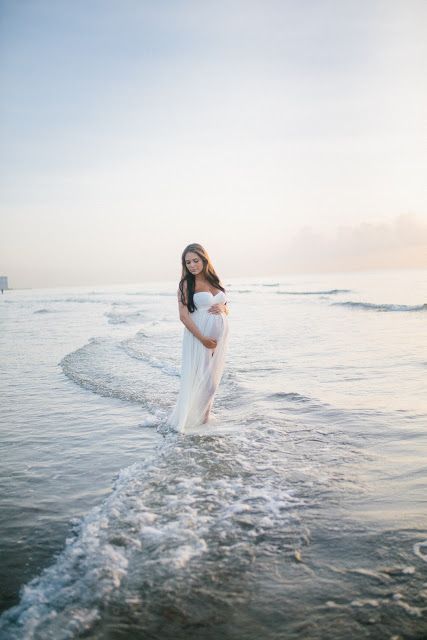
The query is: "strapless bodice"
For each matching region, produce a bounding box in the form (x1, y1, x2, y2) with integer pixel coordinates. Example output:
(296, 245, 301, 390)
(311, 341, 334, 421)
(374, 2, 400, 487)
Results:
(193, 290, 227, 309)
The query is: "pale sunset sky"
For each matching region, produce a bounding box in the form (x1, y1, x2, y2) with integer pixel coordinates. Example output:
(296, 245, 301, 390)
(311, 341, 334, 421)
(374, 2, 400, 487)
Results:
(0, 0, 426, 288)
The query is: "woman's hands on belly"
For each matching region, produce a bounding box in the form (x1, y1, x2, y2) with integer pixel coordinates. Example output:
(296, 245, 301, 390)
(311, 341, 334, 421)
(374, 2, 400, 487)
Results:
(201, 336, 217, 349)
(208, 303, 227, 315)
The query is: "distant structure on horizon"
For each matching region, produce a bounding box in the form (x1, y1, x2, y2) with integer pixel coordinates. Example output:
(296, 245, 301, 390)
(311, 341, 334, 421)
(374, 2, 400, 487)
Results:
(0, 276, 9, 293)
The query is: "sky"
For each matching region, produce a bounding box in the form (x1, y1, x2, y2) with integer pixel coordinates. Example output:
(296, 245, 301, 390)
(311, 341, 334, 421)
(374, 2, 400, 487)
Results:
(0, 0, 426, 288)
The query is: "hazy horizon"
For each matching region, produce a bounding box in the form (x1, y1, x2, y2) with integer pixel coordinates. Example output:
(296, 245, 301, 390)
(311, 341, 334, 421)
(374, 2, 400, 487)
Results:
(3, 263, 426, 293)
(1, 0, 426, 289)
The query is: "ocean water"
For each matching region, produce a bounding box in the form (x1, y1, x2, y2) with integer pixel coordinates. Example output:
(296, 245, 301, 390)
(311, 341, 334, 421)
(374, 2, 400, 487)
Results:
(0, 268, 426, 639)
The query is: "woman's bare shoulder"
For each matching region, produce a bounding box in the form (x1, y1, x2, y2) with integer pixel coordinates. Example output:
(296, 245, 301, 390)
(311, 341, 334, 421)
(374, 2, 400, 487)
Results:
(177, 280, 188, 292)
(177, 280, 188, 304)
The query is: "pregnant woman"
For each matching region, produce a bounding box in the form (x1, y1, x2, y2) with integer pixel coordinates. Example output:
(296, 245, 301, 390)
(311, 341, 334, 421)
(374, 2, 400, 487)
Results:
(167, 243, 230, 433)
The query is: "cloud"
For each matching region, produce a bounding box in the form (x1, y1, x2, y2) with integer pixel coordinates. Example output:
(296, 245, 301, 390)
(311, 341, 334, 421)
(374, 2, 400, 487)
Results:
(284, 213, 427, 272)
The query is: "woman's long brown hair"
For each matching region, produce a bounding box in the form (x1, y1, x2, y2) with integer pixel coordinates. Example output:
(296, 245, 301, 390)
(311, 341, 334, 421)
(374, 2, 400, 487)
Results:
(178, 243, 225, 312)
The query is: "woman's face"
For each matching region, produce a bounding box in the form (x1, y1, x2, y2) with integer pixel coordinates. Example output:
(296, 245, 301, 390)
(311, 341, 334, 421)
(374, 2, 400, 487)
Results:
(185, 252, 204, 276)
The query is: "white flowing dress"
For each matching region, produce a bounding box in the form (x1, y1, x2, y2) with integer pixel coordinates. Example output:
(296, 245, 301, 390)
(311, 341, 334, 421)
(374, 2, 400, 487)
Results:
(167, 290, 230, 433)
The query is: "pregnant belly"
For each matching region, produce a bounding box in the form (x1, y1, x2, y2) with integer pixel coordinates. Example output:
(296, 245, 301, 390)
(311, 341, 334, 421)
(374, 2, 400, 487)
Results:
(195, 310, 225, 341)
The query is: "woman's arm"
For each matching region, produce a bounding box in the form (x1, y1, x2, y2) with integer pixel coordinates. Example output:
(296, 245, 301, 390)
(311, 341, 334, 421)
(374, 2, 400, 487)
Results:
(180, 309, 206, 343)
(177, 284, 206, 344)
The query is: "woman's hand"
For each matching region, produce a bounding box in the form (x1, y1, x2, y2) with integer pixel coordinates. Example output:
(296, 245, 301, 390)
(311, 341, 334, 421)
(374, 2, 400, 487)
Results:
(208, 303, 228, 315)
(201, 336, 217, 349)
